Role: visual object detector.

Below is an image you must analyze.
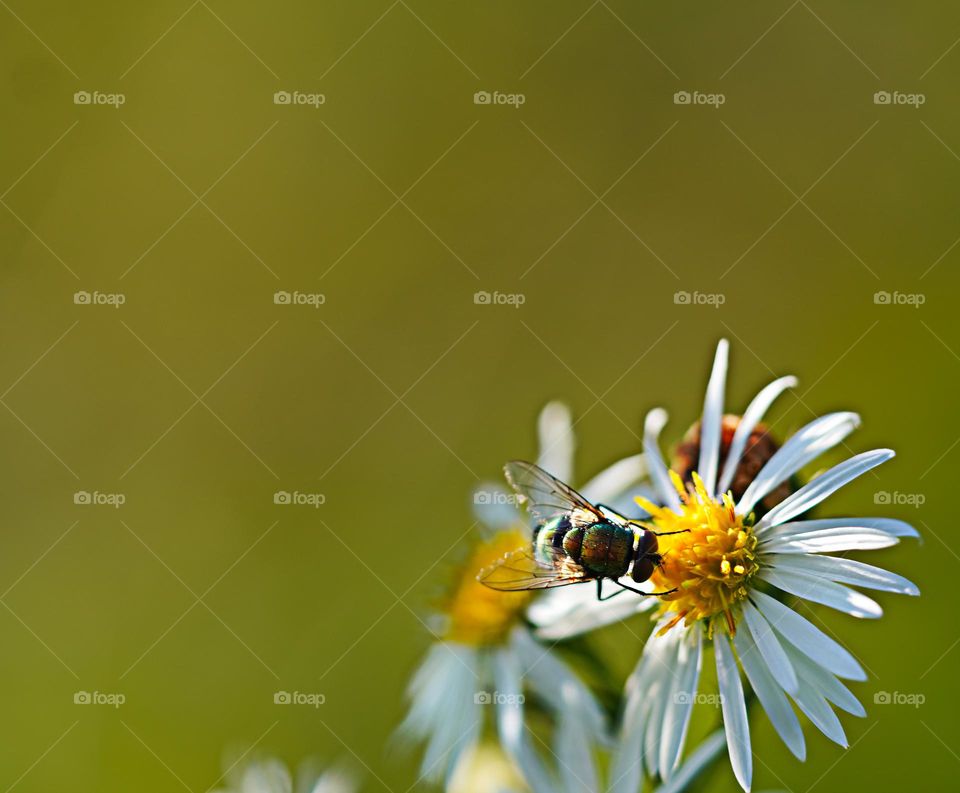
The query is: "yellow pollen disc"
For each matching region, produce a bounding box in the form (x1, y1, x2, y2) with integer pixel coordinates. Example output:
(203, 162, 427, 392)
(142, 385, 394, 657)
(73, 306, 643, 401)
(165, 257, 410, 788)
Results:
(636, 471, 758, 636)
(444, 528, 532, 646)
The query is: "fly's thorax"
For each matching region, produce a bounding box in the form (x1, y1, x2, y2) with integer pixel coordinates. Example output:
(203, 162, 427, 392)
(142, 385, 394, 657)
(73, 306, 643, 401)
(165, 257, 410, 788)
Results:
(578, 521, 634, 579)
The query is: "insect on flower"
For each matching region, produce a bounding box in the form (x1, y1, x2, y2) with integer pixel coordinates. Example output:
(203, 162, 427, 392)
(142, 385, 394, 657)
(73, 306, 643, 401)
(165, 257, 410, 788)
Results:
(478, 461, 687, 601)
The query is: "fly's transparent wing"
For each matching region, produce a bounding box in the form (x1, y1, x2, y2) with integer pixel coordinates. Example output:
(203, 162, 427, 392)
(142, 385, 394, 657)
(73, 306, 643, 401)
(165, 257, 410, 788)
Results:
(478, 545, 592, 591)
(504, 460, 603, 527)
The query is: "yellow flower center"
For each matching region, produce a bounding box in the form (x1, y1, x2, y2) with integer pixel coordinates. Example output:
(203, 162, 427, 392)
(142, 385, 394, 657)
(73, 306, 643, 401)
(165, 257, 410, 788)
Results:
(444, 528, 532, 645)
(636, 471, 758, 636)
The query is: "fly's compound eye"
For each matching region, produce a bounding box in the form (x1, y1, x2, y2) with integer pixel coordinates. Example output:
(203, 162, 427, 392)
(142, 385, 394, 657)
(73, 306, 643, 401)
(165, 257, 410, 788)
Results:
(631, 558, 655, 584)
(636, 530, 658, 558)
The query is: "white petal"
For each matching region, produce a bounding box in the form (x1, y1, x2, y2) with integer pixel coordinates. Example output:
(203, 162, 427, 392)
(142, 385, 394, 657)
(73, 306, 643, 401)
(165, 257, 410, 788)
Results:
(556, 708, 598, 793)
(651, 730, 726, 793)
(610, 695, 648, 793)
(308, 767, 357, 793)
(492, 649, 554, 793)
(791, 679, 848, 747)
(472, 483, 521, 529)
(242, 759, 291, 793)
(644, 408, 682, 511)
(581, 454, 648, 506)
(715, 633, 753, 791)
(756, 449, 895, 530)
(492, 648, 524, 753)
(530, 582, 655, 640)
(758, 517, 919, 540)
(699, 339, 729, 497)
(511, 630, 605, 741)
(660, 626, 704, 778)
(741, 602, 798, 695)
(750, 590, 865, 681)
(737, 412, 860, 516)
(643, 646, 676, 778)
(734, 626, 806, 760)
(401, 644, 480, 781)
(760, 528, 903, 554)
(717, 375, 797, 497)
(537, 401, 575, 483)
(784, 644, 865, 717)
(611, 644, 664, 791)
(760, 568, 882, 618)
(769, 554, 919, 596)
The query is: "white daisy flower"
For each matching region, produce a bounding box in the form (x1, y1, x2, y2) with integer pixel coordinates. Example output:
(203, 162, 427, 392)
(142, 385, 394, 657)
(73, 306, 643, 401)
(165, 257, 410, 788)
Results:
(575, 340, 918, 792)
(399, 401, 646, 792)
(211, 757, 355, 793)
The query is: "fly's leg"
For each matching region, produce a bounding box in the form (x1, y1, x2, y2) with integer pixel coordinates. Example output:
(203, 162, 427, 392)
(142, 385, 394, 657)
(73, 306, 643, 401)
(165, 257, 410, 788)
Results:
(615, 581, 678, 598)
(596, 579, 627, 601)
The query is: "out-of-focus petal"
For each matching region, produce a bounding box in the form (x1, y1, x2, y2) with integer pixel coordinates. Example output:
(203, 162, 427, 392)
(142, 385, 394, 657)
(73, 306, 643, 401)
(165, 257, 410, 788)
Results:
(537, 402, 575, 483)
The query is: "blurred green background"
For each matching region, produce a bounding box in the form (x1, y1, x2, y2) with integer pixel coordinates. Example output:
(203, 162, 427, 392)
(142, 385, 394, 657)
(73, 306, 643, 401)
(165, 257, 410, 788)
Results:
(0, 1, 956, 790)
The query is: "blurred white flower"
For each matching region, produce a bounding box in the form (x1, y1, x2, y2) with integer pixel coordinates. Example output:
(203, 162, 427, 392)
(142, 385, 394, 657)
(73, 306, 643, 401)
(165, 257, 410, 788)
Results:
(399, 402, 646, 792)
(211, 757, 354, 793)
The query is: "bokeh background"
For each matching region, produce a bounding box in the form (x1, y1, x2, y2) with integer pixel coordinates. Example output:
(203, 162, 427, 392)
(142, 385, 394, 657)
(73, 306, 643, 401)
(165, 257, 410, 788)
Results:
(0, 1, 956, 790)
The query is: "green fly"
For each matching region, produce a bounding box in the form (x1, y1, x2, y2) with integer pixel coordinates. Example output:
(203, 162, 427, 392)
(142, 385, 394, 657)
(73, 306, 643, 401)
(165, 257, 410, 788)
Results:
(478, 461, 684, 601)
